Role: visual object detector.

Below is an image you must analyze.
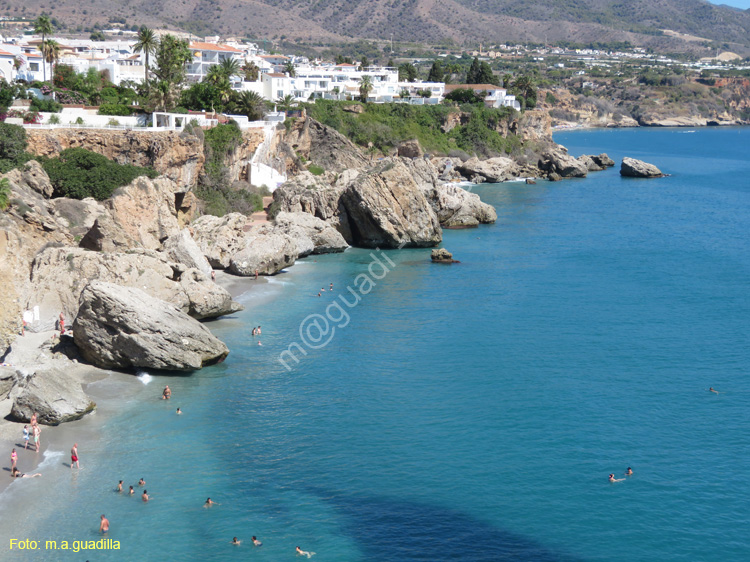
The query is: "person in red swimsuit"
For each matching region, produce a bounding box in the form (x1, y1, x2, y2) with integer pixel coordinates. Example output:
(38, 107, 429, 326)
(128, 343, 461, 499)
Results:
(71, 443, 79, 469)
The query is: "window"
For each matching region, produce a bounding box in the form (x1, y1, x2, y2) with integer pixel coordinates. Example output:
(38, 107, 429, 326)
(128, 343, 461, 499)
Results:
(30, 63, 39, 71)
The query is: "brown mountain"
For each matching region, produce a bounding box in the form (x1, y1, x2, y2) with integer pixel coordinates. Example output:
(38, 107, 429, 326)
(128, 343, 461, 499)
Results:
(18, 0, 750, 53)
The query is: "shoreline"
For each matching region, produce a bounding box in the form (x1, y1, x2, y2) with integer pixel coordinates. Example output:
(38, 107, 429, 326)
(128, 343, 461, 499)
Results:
(0, 270, 262, 502)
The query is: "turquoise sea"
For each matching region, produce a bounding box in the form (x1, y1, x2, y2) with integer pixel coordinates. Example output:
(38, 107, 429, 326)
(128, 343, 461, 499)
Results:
(2, 126, 749, 561)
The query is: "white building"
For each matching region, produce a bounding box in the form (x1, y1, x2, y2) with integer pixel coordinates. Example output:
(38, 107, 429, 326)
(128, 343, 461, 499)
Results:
(443, 84, 520, 110)
(187, 42, 244, 83)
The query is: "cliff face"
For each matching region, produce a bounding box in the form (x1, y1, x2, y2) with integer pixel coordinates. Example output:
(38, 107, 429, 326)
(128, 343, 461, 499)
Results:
(25, 129, 205, 190)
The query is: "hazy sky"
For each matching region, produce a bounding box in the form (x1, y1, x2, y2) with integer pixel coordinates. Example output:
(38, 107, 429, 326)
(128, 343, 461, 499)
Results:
(707, 0, 750, 9)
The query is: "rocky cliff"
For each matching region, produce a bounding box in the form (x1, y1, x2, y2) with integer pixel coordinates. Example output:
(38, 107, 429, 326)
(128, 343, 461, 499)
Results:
(25, 129, 205, 189)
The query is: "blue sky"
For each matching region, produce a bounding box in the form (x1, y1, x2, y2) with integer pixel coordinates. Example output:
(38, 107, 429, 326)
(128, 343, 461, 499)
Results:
(707, 0, 750, 9)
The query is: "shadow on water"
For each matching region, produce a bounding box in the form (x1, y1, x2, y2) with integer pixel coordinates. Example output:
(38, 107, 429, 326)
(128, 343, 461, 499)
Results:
(317, 489, 584, 562)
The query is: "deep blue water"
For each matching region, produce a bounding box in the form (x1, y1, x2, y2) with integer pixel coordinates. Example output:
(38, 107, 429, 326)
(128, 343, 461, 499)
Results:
(2, 127, 749, 561)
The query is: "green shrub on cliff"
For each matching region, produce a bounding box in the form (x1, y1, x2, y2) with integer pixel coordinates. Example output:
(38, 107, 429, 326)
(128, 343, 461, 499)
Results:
(305, 100, 518, 158)
(0, 123, 27, 161)
(97, 103, 133, 116)
(194, 122, 266, 217)
(42, 148, 158, 200)
(0, 177, 10, 211)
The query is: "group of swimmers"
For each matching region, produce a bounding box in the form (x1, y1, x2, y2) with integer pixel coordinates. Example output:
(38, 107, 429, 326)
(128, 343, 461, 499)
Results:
(316, 283, 334, 297)
(115, 478, 150, 501)
(609, 467, 634, 483)
(252, 325, 263, 345)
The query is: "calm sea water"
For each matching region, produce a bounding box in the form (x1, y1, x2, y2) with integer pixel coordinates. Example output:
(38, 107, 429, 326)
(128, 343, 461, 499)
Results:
(2, 127, 749, 561)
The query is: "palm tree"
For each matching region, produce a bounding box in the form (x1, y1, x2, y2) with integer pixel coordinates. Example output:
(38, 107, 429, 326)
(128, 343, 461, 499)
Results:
(359, 75, 373, 102)
(283, 60, 296, 77)
(41, 40, 61, 77)
(205, 65, 224, 85)
(241, 61, 259, 82)
(276, 94, 296, 112)
(133, 27, 158, 84)
(34, 15, 53, 82)
(229, 91, 267, 121)
(218, 58, 241, 79)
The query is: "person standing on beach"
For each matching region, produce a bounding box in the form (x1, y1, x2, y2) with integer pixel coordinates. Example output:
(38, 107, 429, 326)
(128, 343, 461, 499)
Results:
(22, 425, 29, 449)
(70, 443, 79, 469)
(58, 312, 65, 335)
(10, 448, 17, 471)
(100, 515, 109, 533)
(33, 425, 41, 452)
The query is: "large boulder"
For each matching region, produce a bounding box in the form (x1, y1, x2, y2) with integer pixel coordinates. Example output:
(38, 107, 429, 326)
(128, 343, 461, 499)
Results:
(191, 213, 249, 269)
(397, 139, 423, 158)
(577, 155, 604, 172)
(591, 153, 615, 168)
(340, 159, 442, 248)
(273, 212, 349, 255)
(538, 147, 588, 178)
(455, 157, 520, 183)
(162, 229, 213, 277)
(10, 368, 96, 425)
(428, 184, 497, 228)
(400, 158, 497, 228)
(4, 160, 54, 198)
(25, 246, 240, 331)
(50, 197, 109, 239)
(178, 268, 242, 319)
(229, 226, 298, 276)
(284, 118, 370, 173)
(272, 172, 351, 241)
(620, 157, 664, 178)
(81, 176, 182, 252)
(73, 282, 229, 371)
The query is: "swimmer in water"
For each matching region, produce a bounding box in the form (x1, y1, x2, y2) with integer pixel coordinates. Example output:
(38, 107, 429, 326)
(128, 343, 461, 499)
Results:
(231, 537, 241, 545)
(138, 478, 146, 486)
(129, 486, 135, 495)
(252, 536, 262, 546)
(100, 514, 109, 533)
(162, 385, 171, 400)
(204, 497, 220, 507)
(176, 408, 182, 415)
(296, 546, 315, 558)
(11, 467, 41, 478)
(708, 387, 720, 394)
(317, 292, 321, 297)
(330, 283, 333, 291)
(142, 490, 150, 502)
(625, 467, 633, 476)
(609, 473, 625, 483)
(117, 480, 123, 492)
(258, 341, 262, 346)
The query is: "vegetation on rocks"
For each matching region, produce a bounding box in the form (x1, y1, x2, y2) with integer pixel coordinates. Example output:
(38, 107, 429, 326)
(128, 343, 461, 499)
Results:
(305, 100, 521, 158)
(190, 122, 268, 217)
(42, 148, 158, 200)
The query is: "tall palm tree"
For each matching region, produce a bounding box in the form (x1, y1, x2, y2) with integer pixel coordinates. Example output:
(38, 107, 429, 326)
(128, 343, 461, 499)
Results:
(241, 61, 259, 82)
(276, 94, 296, 112)
(359, 75, 374, 102)
(41, 40, 60, 77)
(283, 60, 296, 77)
(34, 15, 53, 82)
(229, 91, 267, 121)
(133, 27, 158, 84)
(218, 58, 241, 79)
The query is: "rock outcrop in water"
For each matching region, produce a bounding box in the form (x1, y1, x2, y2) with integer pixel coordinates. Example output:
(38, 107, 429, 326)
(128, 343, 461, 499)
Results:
(620, 157, 664, 178)
(455, 156, 520, 183)
(73, 282, 229, 371)
(538, 146, 589, 178)
(229, 225, 299, 276)
(340, 159, 442, 248)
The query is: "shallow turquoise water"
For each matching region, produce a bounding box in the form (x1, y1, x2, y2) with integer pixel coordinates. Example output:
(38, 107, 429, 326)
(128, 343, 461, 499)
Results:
(2, 127, 749, 561)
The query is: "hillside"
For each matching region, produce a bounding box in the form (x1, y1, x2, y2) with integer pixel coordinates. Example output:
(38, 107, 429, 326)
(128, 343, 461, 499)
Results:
(7, 0, 750, 53)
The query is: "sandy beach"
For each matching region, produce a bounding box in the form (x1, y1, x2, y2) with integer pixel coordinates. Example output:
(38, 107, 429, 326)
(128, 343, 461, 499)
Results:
(0, 271, 259, 499)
